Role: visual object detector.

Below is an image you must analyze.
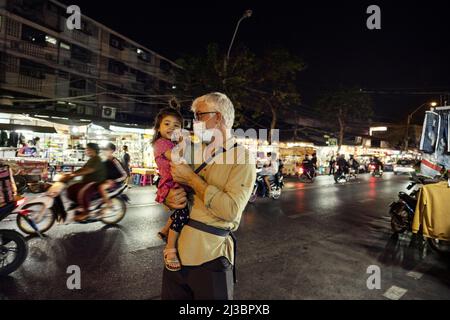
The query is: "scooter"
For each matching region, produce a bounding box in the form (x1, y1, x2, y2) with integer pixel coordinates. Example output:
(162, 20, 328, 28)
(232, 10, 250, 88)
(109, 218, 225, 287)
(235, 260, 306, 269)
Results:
(369, 163, 383, 177)
(248, 171, 284, 203)
(15, 174, 130, 236)
(0, 198, 28, 276)
(298, 165, 315, 183)
(334, 165, 349, 184)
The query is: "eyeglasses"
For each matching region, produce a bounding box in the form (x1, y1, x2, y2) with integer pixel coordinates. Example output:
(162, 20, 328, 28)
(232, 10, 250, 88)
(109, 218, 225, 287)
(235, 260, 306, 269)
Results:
(193, 111, 217, 121)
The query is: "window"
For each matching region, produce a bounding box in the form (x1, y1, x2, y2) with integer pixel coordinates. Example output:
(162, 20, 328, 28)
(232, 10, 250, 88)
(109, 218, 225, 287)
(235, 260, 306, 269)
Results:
(109, 34, 124, 50)
(45, 35, 57, 45)
(21, 25, 46, 46)
(137, 48, 152, 62)
(160, 59, 172, 72)
(108, 59, 125, 75)
(71, 44, 92, 63)
(19, 59, 47, 79)
(60, 42, 71, 50)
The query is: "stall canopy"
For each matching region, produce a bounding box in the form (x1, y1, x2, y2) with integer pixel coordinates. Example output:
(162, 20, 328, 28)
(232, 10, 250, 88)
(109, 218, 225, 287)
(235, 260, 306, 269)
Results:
(0, 123, 57, 134)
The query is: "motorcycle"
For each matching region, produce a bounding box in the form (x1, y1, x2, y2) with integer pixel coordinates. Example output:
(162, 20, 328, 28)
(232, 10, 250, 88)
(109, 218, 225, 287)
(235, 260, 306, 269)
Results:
(248, 171, 284, 203)
(334, 165, 349, 184)
(389, 173, 450, 255)
(369, 163, 383, 177)
(0, 198, 28, 276)
(298, 165, 315, 183)
(15, 174, 130, 236)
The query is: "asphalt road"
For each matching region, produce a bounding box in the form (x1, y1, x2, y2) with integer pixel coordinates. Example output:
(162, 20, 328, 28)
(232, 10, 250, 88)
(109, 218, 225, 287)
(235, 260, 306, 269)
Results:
(1, 173, 449, 300)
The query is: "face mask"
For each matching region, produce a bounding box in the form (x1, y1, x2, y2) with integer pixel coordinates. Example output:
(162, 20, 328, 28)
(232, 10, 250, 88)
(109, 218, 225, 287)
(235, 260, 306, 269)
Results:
(193, 121, 217, 144)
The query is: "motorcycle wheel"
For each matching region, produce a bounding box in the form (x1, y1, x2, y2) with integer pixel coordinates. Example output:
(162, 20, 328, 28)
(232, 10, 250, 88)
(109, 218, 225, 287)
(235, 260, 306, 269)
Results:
(299, 174, 312, 183)
(248, 193, 257, 203)
(16, 203, 56, 235)
(101, 198, 127, 225)
(427, 238, 450, 256)
(0, 229, 28, 276)
(271, 187, 281, 200)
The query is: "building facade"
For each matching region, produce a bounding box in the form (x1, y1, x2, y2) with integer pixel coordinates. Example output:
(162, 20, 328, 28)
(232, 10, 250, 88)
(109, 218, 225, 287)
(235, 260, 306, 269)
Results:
(0, 0, 180, 125)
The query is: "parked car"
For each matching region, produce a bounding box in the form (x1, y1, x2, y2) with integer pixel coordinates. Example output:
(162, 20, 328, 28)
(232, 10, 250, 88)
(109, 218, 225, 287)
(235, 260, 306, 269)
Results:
(393, 159, 415, 175)
(384, 160, 395, 172)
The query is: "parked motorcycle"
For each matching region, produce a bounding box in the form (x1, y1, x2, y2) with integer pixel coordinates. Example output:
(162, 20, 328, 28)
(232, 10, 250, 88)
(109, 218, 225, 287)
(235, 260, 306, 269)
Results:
(0, 198, 28, 276)
(248, 171, 284, 203)
(389, 173, 450, 255)
(15, 174, 130, 236)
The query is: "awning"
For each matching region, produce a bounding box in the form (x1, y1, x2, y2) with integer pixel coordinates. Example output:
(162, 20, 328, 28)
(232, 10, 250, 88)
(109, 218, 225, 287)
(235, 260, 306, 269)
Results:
(0, 124, 57, 134)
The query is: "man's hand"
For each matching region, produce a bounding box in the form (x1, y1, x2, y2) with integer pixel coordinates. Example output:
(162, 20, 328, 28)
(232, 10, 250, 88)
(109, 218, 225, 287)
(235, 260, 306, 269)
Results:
(164, 187, 187, 210)
(170, 162, 195, 186)
(59, 173, 74, 183)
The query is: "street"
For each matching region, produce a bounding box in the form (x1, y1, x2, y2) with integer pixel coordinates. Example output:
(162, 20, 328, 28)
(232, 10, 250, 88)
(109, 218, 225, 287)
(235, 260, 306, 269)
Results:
(1, 173, 450, 300)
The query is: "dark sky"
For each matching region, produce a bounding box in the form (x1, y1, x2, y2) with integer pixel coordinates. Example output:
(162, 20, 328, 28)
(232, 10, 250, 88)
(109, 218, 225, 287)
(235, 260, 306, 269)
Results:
(60, 0, 450, 124)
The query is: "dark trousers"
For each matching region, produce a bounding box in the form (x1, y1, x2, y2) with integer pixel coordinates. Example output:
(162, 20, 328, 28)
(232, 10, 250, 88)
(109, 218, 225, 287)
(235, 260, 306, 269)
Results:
(67, 182, 98, 212)
(161, 256, 234, 300)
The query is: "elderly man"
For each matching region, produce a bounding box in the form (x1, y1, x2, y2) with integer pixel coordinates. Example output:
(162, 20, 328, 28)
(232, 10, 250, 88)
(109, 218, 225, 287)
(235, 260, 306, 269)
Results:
(162, 92, 256, 300)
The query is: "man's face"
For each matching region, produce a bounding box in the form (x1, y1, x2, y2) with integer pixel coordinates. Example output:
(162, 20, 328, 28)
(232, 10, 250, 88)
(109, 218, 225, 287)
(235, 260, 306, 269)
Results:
(85, 148, 95, 158)
(194, 101, 218, 129)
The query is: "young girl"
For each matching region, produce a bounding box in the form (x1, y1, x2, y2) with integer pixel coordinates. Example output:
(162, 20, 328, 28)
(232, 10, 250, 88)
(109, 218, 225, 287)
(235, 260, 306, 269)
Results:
(152, 107, 189, 272)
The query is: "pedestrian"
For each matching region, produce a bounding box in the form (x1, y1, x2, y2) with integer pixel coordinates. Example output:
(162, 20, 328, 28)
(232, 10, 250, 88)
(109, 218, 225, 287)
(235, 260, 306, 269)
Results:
(329, 155, 336, 175)
(161, 92, 256, 300)
(152, 107, 189, 272)
(122, 145, 131, 188)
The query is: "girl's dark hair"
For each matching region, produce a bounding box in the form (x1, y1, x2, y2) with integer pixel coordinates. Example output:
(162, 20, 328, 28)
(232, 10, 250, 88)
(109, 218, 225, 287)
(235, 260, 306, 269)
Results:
(151, 107, 183, 145)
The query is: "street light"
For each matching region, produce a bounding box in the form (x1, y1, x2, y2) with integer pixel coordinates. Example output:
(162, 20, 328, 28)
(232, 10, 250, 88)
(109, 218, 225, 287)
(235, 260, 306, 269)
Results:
(403, 101, 438, 151)
(223, 10, 253, 76)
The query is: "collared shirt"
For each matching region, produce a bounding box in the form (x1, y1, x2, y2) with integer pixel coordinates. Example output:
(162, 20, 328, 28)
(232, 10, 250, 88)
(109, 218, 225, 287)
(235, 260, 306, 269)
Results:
(177, 137, 256, 266)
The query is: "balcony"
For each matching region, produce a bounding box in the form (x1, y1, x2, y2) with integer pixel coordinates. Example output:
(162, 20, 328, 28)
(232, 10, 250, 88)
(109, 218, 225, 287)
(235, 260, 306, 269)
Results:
(8, 40, 57, 63)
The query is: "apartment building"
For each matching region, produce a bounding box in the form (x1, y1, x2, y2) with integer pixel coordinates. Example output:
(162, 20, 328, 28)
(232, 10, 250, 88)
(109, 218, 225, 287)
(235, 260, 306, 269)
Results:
(0, 0, 181, 125)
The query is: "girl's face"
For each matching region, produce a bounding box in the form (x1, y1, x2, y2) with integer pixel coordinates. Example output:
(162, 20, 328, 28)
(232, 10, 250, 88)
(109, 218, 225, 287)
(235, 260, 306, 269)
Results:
(159, 115, 181, 140)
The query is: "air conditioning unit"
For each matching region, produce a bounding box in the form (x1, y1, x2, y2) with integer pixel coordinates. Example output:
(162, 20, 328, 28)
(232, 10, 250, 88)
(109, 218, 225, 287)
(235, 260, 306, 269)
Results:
(102, 106, 116, 120)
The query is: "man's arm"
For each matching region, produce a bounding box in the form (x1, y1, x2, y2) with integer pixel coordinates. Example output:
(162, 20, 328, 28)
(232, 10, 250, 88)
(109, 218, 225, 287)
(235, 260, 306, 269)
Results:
(201, 162, 255, 223)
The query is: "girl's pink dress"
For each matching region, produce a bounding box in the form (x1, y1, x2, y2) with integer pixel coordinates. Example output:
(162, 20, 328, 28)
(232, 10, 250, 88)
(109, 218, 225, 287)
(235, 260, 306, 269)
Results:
(154, 138, 180, 203)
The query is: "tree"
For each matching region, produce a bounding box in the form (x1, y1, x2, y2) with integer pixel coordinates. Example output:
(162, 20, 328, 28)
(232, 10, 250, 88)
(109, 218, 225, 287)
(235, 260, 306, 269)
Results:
(175, 43, 257, 126)
(247, 48, 304, 142)
(316, 87, 374, 150)
(175, 44, 305, 138)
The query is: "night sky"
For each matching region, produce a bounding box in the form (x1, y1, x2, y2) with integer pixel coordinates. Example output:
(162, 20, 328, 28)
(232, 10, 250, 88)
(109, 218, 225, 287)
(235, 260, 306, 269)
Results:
(60, 0, 450, 124)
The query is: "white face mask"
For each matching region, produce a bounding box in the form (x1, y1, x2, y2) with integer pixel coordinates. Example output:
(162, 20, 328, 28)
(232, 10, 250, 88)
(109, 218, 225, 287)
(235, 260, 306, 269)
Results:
(193, 121, 217, 144)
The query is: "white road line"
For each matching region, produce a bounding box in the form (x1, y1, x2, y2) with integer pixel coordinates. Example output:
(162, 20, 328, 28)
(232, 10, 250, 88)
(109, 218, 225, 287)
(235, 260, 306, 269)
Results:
(383, 286, 408, 300)
(406, 270, 424, 280)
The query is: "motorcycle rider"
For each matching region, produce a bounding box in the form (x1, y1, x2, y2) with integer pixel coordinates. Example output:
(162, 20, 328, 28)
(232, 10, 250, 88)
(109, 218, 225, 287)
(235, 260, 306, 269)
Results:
(62, 143, 107, 222)
(348, 155, 360, 177)
(99, 143, 128, 212)
(259, 152, 279, 197)
(302, 154, 315, 179)
(335, 154, 349, 183)
(371, 156, 384, 173)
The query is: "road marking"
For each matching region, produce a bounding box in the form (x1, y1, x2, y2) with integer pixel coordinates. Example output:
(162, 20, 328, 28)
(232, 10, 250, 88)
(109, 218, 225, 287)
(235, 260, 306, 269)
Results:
(383, 286, 408, 300)
(288, 213, 304, 219)
(406, 271, 424, 280)
(357, 199, 375, 203)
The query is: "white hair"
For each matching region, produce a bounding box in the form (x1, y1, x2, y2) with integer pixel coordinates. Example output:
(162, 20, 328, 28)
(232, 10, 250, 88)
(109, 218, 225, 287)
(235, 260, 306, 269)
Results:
(191, 92, 235, 129)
